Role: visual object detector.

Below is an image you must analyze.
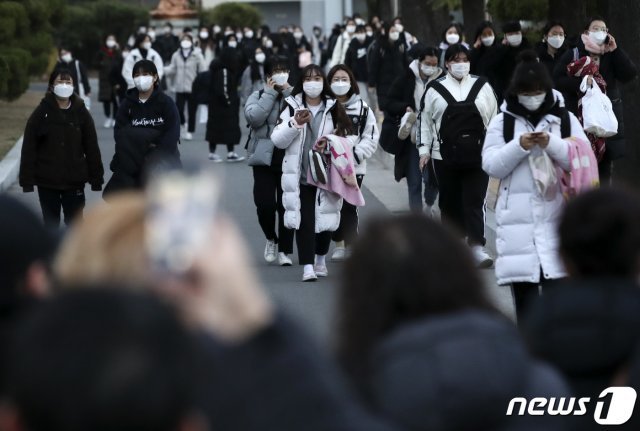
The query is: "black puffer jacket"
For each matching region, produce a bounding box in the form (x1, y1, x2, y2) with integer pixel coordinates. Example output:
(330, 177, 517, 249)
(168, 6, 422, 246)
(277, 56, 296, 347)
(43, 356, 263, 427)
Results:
(104, 87, 180, 195)
(487, 39, 531, 101)
(19, 93, 103, 192)
(368, 39, 408, 111)
(206, 55, 241, 146)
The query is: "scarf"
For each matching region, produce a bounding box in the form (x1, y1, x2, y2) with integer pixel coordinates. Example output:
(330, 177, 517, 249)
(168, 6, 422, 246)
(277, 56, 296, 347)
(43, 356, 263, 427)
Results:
(580, 33, 615, 56)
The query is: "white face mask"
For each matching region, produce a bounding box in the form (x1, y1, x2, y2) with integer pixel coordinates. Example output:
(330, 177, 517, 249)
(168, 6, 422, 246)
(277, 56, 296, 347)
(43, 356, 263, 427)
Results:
(506, 33, 522, 47)
(481, 36, 495, 46)
(272, 73, 289, 86)
(142, 41, 152, 50)
(518, 93, 546, 111)
(445, 33, 460, 44)
(449, 62, 470, 79)
(547, 35, 565, 49)
(395, 24, 404, 33)
(134, 75, 154, 92)
(235, 32, 243, 40)
(421, 65, 437, 77)
(265, 40, 273, 49)
(356, 33, 366, 42)
(245, 30, 254, 39)
(330, 81, 350, 96)
(255, 53, 266, 63)
(214, 26, 221, 34)
(228, 41, 237, 48)
(346, 25, 356, 34)
(53, 83, 74, 98)
(61, 53, 72, 63)
(148, 31, 156, 40)
(164, 27, 172, 34)
(293, 31, 303, 39)
(355, 18, 366, 26)
(589, 30, 607, 45)
(224, 30, 233, 36)
(366, 31, 374, 37)
(389, 31, 400, 41)
(180, 40, 192, 49)
(303, 81, 323, 98)
(106, 39, 116, 48)
(200, 31, 209, 39)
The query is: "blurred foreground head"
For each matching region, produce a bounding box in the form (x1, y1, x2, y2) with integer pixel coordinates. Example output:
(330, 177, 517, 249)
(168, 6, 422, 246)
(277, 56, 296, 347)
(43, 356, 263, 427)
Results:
(337, 214, 493, 384)
(54, 192, 148, 286)
(2, 288, 203, 431)
(559, 187, 640, 278)
(0, 195, 56, 310)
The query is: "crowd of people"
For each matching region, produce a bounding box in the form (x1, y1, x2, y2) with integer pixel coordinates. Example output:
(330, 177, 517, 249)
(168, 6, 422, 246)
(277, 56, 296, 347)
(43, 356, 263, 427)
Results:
(7, 13, 640, 427)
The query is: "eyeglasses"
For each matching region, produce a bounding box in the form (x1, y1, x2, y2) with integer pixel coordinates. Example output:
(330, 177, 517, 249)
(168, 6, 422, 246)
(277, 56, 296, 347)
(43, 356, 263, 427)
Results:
(590, 26, 607, 32)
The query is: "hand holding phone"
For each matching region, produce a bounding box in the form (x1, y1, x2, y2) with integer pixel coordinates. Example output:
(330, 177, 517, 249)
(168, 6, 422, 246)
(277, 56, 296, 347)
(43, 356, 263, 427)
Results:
(294, 108, 311, 125)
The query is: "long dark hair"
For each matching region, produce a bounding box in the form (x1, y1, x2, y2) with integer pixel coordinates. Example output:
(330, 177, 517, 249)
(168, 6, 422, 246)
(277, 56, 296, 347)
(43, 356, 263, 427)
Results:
(249, 47, 264, 82)
(336, 214, 496, 399)
(291, 64, 352, 136)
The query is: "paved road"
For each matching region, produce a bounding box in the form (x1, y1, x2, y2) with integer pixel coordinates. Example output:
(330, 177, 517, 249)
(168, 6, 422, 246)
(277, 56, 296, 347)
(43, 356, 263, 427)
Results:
(8, 80, 516, 346)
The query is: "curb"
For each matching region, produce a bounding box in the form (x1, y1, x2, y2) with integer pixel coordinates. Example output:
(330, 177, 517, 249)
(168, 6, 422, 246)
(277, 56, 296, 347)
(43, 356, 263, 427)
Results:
(0, 136, 22, 192)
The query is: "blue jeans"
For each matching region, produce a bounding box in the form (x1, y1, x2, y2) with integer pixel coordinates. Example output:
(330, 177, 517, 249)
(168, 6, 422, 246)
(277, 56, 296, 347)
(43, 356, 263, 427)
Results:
(406, 145, 438, 211)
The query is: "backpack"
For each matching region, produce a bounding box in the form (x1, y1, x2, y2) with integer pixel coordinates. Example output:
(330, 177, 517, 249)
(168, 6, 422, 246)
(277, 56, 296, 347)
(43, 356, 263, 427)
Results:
(430, 77, 487, 167)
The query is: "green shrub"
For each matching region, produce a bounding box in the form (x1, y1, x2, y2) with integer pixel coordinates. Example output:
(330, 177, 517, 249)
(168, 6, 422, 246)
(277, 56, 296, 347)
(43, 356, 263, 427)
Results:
(0, 2, 29, 44)
(487, 0, 548, 22)
(201, 3, 262, 29)
(0, 48, 31, 101)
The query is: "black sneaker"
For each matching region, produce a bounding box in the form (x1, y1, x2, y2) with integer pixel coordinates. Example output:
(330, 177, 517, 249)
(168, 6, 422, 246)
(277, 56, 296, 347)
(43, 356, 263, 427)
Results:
(309, 150, 327, 184)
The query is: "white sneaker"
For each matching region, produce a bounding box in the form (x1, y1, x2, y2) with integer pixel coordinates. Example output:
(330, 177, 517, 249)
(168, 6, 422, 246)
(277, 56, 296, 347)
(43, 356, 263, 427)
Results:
(331, 247, 346, 261)
(302, 269, 318, 282)
(103, 118, 112, 128)
(471, 245, 493, 269)
(110, 118, 117, 127)
(313, 264, 328, 277)
(183, 132, 193, 140)
(208, 153, 222, 162)
(278, 252, 292, 266)
(227, 152, 245, 162)
(264, 240, 277, 263)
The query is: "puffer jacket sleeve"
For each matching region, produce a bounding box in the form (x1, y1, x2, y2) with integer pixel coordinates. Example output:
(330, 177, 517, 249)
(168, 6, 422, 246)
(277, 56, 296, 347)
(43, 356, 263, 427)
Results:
(244, 87, 278, 127)
(19, 105, 44, 191)
(79, 106, 104, 189)
(353, 106, 379, 163)
(271, 103, 300, 150)
(478, 82, 498, 126)
(482, 113, 531, 179)
(418, 88, 437, 157)
(122, 53, 135, 89)
(157, 95, 181, 155)
(164, 52, 178, 76)
(611, 46, 638, 83)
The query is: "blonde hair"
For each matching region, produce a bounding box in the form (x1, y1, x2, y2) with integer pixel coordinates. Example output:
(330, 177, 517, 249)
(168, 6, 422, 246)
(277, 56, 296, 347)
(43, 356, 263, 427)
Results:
(54, 192, 150, 287)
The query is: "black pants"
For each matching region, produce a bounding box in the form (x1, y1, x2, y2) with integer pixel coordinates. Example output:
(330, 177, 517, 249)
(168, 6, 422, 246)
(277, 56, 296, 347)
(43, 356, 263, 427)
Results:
(298, 184, 332, 265)
(176, 92, 197, 133)
(102, 98, 118, 118)
(332, 174, 364, 246)
(253, 166, 294, 254)
(433, 160, 488, 246)
(208, 142, 235, 153)
(37, 186, 85, 227)
(512, 270, 556, 321)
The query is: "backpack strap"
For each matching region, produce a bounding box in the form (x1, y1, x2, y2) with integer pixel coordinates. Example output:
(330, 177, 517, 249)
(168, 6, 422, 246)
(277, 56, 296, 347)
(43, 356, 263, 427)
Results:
(429, 80, 457, 106)
(559, 108, 571, 138)
(358, 100, 369, 136)
(465, 77, 487, 103)
(503, 113, 516, 142)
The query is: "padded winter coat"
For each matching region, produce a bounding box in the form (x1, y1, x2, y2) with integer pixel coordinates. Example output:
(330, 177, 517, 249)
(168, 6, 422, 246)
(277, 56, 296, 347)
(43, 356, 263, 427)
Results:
(482, 96, 587, 285)
(121, 47, 164, 89)
(271, 95, 349, 232)
(164, 48, 207, 93)
(341, 94, 378, 175)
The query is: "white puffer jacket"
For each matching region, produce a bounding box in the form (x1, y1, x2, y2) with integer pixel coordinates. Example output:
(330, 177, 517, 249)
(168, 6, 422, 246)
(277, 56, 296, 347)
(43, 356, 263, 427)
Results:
(122, 48, 165, 89)
(342, 94, 379, 175)
(482, 100, 588, 285)
(271, 95, 349, 232)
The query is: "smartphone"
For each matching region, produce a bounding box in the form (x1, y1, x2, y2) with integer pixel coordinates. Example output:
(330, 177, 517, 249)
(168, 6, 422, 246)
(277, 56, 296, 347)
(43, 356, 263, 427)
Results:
(146, 164, 221, 276)
(604, 35, 611, 45)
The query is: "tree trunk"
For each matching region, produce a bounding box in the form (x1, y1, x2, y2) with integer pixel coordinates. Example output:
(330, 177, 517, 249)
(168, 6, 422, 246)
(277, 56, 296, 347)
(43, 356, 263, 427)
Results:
(400, 0, 449, 45)
(461, 0, 485, 42)
(549, 0, 586, 38)
(608, 0, 640, 186)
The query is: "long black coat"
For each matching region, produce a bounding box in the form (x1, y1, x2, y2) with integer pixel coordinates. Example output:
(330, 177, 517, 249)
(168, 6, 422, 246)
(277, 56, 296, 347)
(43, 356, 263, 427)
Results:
(19, 93, 103, 192)
(206, 58, 241, 146)
(486, 39, 531, 101)
(95, 47, 120, 102)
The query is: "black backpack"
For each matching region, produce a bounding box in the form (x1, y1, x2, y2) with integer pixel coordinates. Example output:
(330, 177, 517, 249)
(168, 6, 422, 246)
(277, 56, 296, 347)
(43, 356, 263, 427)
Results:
(430, 77, 488, 167)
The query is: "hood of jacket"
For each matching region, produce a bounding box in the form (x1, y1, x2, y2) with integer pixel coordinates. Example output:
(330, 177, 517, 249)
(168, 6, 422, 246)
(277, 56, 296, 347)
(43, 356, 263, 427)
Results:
(342, 93, 361, 109)
(124, 86, 164, 104)
(371, 310, 568, 430)
(408, 59, 421, 80)
(43, 92, 85, 113)
(284, 93, 337, 113)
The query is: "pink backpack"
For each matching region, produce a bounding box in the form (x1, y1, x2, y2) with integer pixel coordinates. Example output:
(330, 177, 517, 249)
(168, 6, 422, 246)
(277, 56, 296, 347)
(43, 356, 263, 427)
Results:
(557, 136, 600, 200)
